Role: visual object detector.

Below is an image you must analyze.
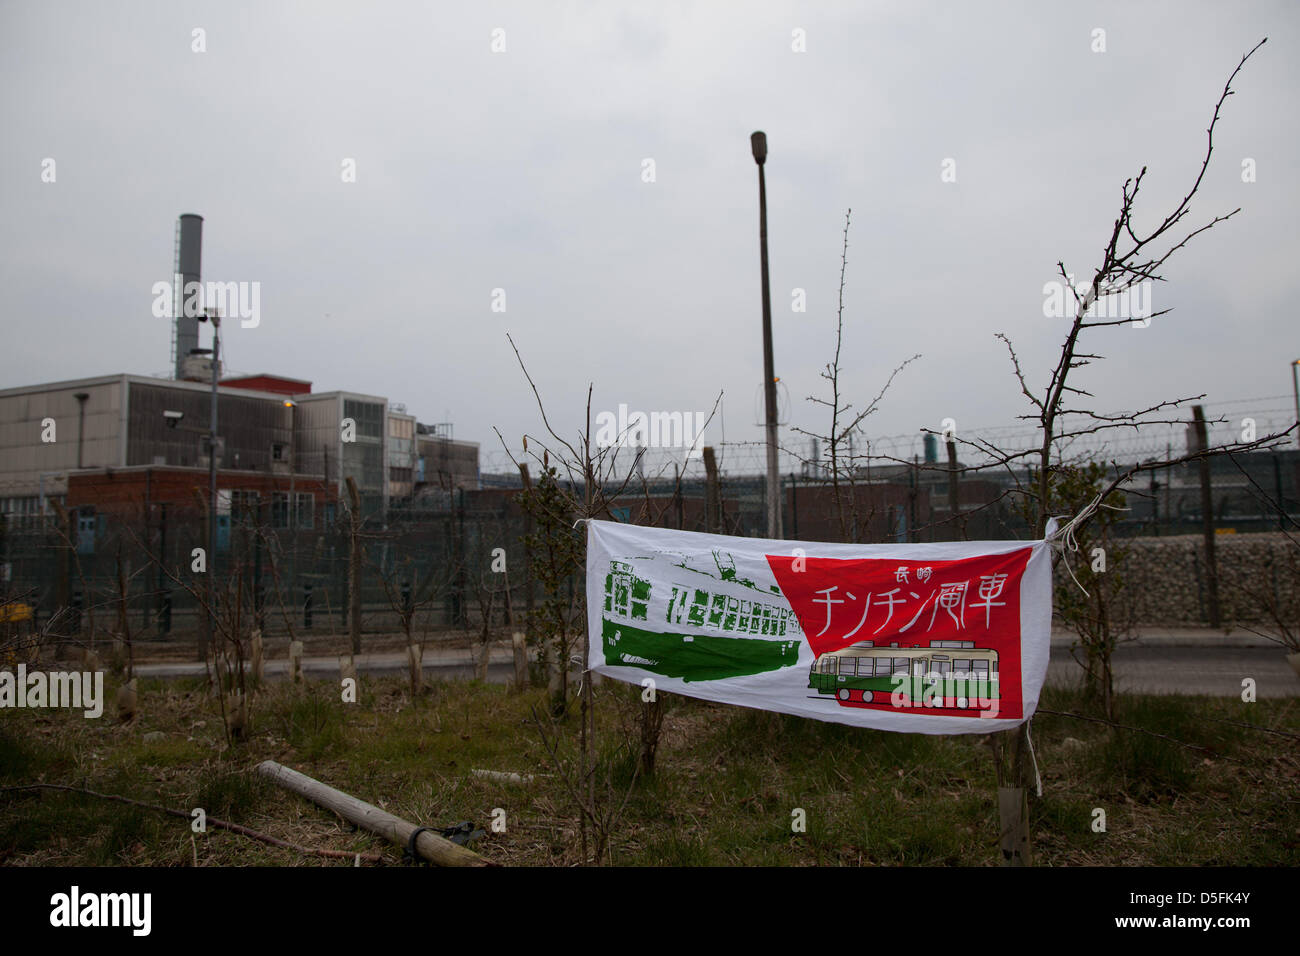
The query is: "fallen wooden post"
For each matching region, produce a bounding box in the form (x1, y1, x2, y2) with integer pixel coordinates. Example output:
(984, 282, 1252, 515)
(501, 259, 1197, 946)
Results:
(256, 760, 490, 867)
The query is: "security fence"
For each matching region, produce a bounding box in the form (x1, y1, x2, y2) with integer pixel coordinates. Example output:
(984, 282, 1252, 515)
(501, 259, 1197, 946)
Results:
(1, 447, 1296, 656)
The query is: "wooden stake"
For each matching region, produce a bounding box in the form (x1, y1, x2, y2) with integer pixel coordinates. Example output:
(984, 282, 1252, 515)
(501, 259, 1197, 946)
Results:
(407, 642, 423, 695)
(250, 629, 264, 683)
(998, 786, 1031, 866)
(116, 678, 137, 723)
(226, 690, 247, 740)
(256, 760, 490, 866)
(288, 640, 304, 683)
(512, 631, 528, 691)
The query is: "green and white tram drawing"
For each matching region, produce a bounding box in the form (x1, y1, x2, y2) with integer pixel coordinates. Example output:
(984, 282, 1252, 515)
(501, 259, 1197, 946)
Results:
(602, 549, 803, 682)
(808, 640, 999, 709)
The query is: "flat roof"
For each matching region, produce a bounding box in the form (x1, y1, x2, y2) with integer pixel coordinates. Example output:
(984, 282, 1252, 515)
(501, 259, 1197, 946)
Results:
(0, 373, 308, 405)
(295, 389, 389, 404)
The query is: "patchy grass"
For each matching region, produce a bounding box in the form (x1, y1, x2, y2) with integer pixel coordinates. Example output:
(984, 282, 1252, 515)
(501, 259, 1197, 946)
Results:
(0, 673, 1296, 866)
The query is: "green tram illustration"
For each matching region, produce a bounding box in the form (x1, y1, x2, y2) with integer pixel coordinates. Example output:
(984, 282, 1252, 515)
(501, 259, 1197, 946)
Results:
(602, 550, 802, 682)
(808, 640, 999, 709)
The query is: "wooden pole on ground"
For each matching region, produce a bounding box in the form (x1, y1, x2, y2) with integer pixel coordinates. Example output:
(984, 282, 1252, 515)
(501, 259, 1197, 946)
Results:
(256, 760, 490, 866)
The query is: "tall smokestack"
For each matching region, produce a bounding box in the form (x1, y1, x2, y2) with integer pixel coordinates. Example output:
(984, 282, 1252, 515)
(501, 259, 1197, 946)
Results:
(174, 213, 203, 379)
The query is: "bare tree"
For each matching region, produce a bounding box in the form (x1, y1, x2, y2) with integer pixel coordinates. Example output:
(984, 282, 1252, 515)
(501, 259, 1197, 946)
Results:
(497, 333, 723, 864)
(943, 38, 1281, 865)
(791, 208, 920, 542)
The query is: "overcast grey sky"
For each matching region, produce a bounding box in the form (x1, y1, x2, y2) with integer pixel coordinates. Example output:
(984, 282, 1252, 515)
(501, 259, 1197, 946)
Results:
(2, 1, 1296, 474)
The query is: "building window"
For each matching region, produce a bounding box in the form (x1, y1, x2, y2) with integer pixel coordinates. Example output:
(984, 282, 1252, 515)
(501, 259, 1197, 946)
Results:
(343, 400, 383, 439)
(271, 493, 290, 528)
(294, 492, 314, 529)
(230, 489, 260, 524)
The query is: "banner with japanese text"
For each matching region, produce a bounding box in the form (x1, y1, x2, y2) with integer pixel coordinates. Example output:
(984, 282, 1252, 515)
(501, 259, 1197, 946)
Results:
(585, 519, 1055, 734)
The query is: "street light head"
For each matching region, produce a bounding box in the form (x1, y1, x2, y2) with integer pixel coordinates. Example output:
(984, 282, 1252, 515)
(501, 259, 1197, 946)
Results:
(750, 131, 767, 165)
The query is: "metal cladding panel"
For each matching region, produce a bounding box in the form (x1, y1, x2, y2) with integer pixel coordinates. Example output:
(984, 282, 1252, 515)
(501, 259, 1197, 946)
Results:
(0, 379, 126, 491)
(127, 381, 291, 471)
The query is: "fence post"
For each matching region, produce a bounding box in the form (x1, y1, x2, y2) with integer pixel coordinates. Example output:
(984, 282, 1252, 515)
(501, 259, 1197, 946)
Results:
(51, 500, 72, 659)
(346, 477, 362, 655)
(519, 463, 534, 651)
(947, 438, 961, 541)
(157, 502, 169, 635)
(1192, 406, 1221, 627)
(675, 464, 685, 530)
(703, 447, 721, 534)
(253, 496, 265, 631)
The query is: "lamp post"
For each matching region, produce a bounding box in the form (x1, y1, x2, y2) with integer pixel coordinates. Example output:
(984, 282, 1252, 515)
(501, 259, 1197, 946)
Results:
(196, 309, 221, 660)
(1292, 359, 1300, 449)
(751, 130, 782, 539)
(284, 399, 297, 531)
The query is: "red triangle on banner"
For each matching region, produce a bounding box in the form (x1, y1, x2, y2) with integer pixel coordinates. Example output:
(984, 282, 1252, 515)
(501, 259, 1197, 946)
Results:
(767, 548, 1032, 718)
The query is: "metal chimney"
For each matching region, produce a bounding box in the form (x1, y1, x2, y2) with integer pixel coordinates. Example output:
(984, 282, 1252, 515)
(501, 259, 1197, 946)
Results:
(174, 213, 204, 379)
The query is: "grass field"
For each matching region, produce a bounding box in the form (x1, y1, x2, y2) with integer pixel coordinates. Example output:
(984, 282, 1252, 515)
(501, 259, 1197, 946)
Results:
(1, 672, 1297, 866)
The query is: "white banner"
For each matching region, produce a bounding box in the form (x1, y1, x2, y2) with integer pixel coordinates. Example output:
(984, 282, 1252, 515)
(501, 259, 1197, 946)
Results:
(586, 520, 1055, 734)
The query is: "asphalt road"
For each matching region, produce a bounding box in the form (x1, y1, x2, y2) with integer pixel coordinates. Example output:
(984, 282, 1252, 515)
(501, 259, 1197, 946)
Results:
(1047, 645, 1297, 698)
(131, 644, 1300, 698)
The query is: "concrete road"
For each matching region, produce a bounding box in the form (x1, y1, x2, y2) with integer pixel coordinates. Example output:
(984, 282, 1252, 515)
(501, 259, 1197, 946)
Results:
(133, 646, 520, 683)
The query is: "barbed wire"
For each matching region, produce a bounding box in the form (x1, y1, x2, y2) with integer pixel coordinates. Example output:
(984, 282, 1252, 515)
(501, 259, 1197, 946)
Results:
(480, 397, 1298, 480)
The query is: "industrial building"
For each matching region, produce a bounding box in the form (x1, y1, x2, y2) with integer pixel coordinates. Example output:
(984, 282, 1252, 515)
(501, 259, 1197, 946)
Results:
(0, 371, 479, 526)
(0, 213, 479, 532)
